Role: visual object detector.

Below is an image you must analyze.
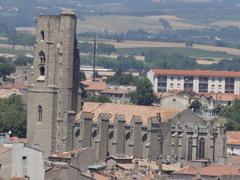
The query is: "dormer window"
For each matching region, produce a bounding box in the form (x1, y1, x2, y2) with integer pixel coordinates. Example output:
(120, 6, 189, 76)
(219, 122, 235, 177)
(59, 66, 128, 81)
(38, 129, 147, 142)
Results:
(40, 31, 44, 41)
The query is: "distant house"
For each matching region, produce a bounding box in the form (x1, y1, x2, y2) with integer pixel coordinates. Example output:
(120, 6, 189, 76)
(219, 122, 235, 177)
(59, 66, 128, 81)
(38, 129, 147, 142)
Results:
(226, 131, 240, 155)
(45, 147, 96, 180)
(158, 92, 192, 109)
(100, 86, 136, 104)
(0, 143, 44, 180)
(81, 79, 136, 104)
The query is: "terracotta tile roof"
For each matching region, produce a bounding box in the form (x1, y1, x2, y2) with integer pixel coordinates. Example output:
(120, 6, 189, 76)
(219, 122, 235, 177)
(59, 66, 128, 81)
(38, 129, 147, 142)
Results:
(198, 165, 240, 176)
(0, 147, 12, 155)
(101, 87, 133, 95)
(10, 177, 24, 180)
(227, 131, 240, 145)
(93, 173, 110, 180)
(174, 165, 240, 177)
(227, 155, 240, 166)
(117, 160, 179, 172)
(173, 166, 197, 175)
(0, 89, 22, 98)
(50, 147, 89, 159)
(151, 69, 240, 78)
(9, 136, 27, 144)
(3, 83, 27, 90)
(76, 102, 184, 125)
(200, 93, 240, 102)
(81, 80, 108, 91)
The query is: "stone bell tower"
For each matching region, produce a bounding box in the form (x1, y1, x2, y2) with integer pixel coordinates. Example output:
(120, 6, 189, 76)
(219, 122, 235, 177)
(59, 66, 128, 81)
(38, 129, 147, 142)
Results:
(27, 12, 80, 156)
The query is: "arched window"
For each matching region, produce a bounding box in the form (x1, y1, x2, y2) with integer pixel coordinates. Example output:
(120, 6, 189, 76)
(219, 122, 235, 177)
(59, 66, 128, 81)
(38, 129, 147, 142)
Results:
(39, 51, 45, 64)
(198, 138, 205, 159)
(40, 66, 45, 76)
(75, 129, 80, 138)
(188, 137, 193, 161)
(92, 130, 97, 139)
(38, 105, 42, 122)
(142, 134, 147, 142)
(109, 131, 114, 140)
(126, 132, 131, 140)
(40, 31, 44, 41)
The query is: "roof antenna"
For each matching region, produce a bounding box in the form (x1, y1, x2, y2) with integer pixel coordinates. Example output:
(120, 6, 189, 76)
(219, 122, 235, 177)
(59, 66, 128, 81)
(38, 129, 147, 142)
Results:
(93, 33, 98, 82)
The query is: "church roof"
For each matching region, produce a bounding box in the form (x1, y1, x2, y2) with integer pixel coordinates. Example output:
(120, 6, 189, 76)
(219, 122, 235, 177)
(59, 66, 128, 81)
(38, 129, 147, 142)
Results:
(76, 102, 184, 125)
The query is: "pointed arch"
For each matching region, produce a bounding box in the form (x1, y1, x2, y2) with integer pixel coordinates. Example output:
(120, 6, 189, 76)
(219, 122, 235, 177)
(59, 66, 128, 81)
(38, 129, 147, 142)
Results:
(198, 137, 205, 159)
(39, 66, 45, 76)
(38, 105, 42, 122)
(39, 51, 46, 64)
(188, 137, 193, 161)
(40, 31, 45, 41)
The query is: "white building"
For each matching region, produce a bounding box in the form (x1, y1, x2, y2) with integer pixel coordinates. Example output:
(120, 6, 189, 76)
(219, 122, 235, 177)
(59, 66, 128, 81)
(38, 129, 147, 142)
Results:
(0, 143, 44, 180)
(147, 69, 240, 95)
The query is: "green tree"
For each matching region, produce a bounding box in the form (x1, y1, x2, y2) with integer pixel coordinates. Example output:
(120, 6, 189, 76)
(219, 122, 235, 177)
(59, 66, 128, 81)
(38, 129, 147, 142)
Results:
(8, 33, 35, 47)
(130, 77, 157, 105)
(107, 69, 137, 86)
(14, 56, 33, 66)
(189, 100, 202, 112)
(219, 100, 240, 130)
(79, 42, 92, 54)
(0, 63, 15, 80)
(98, 43, 116, 55)
(85, 95, 112, 103)
(0, 95, 27, 137)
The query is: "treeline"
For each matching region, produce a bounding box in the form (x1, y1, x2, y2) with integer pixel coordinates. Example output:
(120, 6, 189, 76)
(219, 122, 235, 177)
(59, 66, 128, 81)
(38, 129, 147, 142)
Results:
(79, 26, 240, 48)
(80, 55, 145, 72)
(79, 42, 116, 55)
(81, 46, 240, 73)
(0, 56, 33, 80)
(220, 100, 240, 131)
(106, 70, 138, 85)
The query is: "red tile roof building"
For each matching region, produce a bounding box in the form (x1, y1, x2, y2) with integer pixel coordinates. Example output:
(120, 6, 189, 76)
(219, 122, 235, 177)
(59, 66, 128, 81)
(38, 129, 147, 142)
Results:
(147, 69, 240, 95)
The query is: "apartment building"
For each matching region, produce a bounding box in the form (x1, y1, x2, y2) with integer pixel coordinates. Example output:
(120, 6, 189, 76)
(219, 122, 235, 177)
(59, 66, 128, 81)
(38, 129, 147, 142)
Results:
(147, 69, 240, 95)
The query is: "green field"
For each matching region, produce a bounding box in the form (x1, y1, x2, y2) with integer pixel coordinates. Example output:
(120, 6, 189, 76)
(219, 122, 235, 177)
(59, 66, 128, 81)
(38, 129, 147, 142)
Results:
(77, 15, 206, 34)
(117, 47, 235, 59)
(0, 47, 33, 56)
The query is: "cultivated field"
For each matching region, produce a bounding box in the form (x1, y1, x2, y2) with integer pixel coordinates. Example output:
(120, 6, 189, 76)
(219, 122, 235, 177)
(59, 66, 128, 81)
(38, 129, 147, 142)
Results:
(77, 15, 205, 33)
(100, 40, 240, 56)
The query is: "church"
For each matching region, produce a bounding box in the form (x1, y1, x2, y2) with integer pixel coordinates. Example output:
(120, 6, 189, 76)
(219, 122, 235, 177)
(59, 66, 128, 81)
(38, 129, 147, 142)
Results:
(27, 12, 226, 166)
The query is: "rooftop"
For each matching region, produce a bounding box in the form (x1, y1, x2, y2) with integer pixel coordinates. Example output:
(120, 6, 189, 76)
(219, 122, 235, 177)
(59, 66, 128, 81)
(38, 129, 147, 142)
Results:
(227, 131, 240, 145)
(81, 80, 108, 91)
(0, 147, 12, 155)
(50, 147, 89, 159)
(151, 69, 240, 78)
(76, 102, 184, 125)
(174, 165, 240, 177)
(200, 93, 240, 102)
